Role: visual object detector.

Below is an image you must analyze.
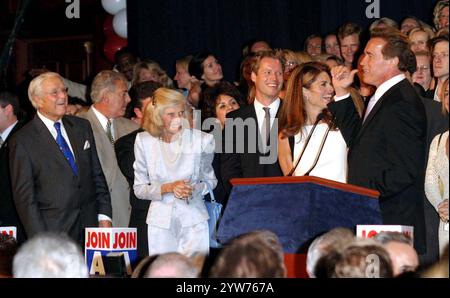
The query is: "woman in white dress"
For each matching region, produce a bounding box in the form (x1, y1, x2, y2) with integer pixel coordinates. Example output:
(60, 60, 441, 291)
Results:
(425, 78, 449, 255)
(133, 87, 217, 258)
(278, 62, 347, 182)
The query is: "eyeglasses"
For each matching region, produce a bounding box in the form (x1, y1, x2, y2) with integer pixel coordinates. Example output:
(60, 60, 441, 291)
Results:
(44, 87, 69, 97)
(285, 61, 297, 67)
(416, 66, 430, 72)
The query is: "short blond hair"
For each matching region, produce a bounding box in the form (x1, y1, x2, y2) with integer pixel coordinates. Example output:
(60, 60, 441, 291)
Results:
(90, 70, 127, 104)
(142, 87, 188, 138)
(28, 72, 63, 109)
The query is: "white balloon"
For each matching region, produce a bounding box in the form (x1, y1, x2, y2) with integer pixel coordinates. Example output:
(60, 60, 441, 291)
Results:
(113, 9, 128, 38)
(101, 0, 126, 15)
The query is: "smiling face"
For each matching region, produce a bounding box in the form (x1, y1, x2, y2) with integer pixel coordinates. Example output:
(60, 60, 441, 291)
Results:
(432, 41, 449, 80)
(360, 38, 397, 87)
(201, 55, 223, 86)
(251, 57, 283, 103)
(340, 34, 360, 65)
(303, 71, 334, 113)
(215, 94, 240, 128)
(161, 104, 186, 137)
(36, 77, 68, 121)
(325, 34, 341, 57)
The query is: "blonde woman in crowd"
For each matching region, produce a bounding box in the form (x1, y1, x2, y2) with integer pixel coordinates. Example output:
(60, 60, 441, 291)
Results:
(133, 88, 217, 258)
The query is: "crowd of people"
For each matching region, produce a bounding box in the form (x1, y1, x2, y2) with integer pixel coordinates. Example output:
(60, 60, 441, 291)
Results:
(0, 0, 449, 278)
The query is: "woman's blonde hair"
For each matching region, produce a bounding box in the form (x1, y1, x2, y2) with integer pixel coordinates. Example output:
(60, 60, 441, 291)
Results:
(142, 87, 188, 137)
(441, 77, 449, 115)
(132, 61, 174, 88)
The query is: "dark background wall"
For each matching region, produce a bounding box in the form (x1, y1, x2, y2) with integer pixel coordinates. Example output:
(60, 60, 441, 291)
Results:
(128, 0, 437, 82)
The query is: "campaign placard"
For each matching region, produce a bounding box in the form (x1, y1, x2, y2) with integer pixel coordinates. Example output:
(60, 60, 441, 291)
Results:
(356, 225, 414, 242)
(0, 226, 17, 239)
(85, 228, 137, 276)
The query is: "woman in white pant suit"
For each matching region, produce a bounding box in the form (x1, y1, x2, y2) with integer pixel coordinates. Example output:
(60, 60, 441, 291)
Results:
(133, 87, 217, 258)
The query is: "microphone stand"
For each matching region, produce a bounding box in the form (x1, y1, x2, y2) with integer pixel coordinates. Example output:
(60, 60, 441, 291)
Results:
(287, 113, 324, 176)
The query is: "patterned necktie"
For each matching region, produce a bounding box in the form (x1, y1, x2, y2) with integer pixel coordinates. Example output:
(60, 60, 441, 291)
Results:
(106, 118, 114, 144)
(262, 107, 271, 145)
(54, 122, 78, 176)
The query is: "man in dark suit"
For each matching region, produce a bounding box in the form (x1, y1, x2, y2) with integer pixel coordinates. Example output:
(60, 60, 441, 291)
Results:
(328, 28, 427, 253)
(221, 51, 284, 194)
(115, 81, 161, 259)
(9, 72, 112, 245)
(0, 92, 26, 244)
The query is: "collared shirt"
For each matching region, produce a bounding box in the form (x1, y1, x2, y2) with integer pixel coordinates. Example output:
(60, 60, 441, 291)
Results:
(1, 120, 18, 142)
(92, 105, 115, 140)
(37, 112, 75, 157)
(433, 84, 441, 102)
(253, 97, 281, 134)
(334, 74, 406, 120)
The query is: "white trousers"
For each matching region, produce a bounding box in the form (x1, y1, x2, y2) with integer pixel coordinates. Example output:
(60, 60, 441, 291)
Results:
(147, 212, 209, 258)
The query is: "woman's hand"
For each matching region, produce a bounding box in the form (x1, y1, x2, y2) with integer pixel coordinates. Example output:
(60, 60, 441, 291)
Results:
(438, 199, 449, 222)
(331, 66, 358, 97)
(171, 180, 193, 200)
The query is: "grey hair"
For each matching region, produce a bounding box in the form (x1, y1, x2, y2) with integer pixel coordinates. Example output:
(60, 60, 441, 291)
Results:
(373, 231, 413, 246)
(144, 252, 199, 278)
(90, 70, 128, 103)
(306, 227, 355, 277)
(28, 72, 63, 109)
(13, 233, 88, 278)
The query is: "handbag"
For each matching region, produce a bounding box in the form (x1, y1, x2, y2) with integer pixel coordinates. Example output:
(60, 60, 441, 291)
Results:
(204, 182, 223, 248)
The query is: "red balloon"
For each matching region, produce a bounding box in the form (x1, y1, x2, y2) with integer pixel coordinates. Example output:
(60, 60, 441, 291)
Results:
(103, 15, 114, 37)
(103, 34, 128, 63)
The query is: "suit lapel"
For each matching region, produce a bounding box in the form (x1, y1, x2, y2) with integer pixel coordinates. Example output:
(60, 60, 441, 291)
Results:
(356, 80, 402, 141)
(33, 116, 74, 174)
(62, 117, 82, 170)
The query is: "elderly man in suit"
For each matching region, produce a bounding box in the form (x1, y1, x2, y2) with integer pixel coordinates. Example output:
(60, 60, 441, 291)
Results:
(328, 28, 427, 254)
(221, 50, 285, 194)
(78, 70, 139, 228)
(9, 72, 112, 245)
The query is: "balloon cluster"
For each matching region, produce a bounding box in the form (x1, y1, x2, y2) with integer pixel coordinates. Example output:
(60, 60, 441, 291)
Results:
(102, 0, 128, 62)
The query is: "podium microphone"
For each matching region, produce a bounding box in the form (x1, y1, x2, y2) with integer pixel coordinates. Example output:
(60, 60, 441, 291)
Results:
(287, 112, 325, 176)
(304, 115, 336, 176)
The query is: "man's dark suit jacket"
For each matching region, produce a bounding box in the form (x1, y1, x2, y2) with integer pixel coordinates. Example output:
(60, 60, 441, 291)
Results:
(0, 120, 26, 244)
(221, 102, 283, 195)
(9, 115, 112, 244)
(114, 128, 149, 258)
(328, 79, 427, 253)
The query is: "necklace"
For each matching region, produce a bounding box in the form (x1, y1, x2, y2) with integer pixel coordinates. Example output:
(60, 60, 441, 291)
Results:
(159, 134, 183, 164)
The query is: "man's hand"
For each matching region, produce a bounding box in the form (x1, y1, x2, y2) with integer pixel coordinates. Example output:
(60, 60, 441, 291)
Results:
(438, 199, 449, 222)
(331, 66, 358, 97)
(98, 220, 112, 228)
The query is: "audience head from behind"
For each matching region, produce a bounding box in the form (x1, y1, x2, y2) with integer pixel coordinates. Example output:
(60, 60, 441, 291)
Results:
(209, 231, 287, 278)
(0, 234, 18, 278)
(331, 238, 394, 278)
(243, 39, 272, 56)
(373, 232, 419, 277)
(90, 70, 130, 119)
(144, 253, 199, 278)
(306, 227, 355, 278)
(126, 81, 163, 124)
(188, 52, 223, 87)
(422, 244, 449, 278)
(13, 233, 88, 278)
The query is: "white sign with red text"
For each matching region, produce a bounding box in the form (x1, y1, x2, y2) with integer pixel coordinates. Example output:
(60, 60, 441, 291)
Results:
(85, 228, 137, 276)
(0, 226, 17, 239)
(356, 225, 414, 242)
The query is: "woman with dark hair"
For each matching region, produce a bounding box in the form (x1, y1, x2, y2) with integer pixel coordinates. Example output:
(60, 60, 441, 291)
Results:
(278, 62, 347, 182)
(201, 81, 246, 206)
(187, 52, 224, 108)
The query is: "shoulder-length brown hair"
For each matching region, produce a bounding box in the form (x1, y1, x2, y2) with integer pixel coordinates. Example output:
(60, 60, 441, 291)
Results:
(279, 62, 334, 139)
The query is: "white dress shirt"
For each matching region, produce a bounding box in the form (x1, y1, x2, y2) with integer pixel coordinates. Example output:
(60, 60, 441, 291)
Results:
(92, 106, 115, 139)
(1, 120, 18, 143)
(253, 98, 281, 134)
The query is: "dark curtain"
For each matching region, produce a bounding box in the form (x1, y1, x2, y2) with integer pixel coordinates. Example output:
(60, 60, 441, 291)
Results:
(128, 0, 437, 82)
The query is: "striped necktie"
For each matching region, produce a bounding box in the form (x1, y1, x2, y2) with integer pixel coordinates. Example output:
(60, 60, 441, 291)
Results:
(54, 122, 78, 176)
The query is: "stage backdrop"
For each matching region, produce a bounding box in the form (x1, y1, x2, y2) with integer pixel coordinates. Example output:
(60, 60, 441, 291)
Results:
(128, 0, 436, 82)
